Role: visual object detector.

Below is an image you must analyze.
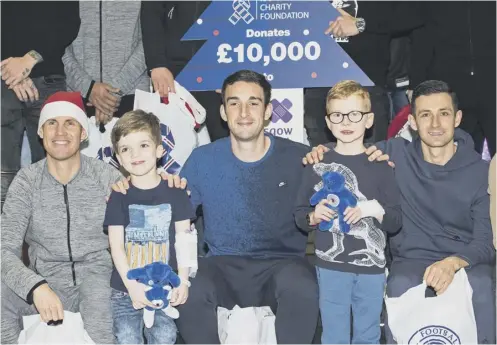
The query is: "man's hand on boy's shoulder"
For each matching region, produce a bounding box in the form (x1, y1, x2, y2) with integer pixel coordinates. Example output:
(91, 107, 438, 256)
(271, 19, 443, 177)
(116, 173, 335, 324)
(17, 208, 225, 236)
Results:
(109, 172, 189, 196)
(364, 146, 395, 168)
(302, 143, 395, 168)
(302, 144, 330, 165)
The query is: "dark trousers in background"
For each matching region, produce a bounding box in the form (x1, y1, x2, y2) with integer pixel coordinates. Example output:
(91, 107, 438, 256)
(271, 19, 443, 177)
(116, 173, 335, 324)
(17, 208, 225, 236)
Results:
(456, 82, 496, 156)
(385, 259, 496, 344)
(304, 86, 390, 147)
(175, 255, 319, 344)
(1, 76, 66, 209)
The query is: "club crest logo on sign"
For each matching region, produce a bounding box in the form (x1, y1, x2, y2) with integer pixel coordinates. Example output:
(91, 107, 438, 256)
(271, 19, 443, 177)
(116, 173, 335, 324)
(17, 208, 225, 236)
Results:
(408, 325, 461, 344)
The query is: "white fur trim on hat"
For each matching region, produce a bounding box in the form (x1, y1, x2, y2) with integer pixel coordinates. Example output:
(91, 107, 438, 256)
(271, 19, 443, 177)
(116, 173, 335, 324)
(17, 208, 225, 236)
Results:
(38, 101, 89, 140)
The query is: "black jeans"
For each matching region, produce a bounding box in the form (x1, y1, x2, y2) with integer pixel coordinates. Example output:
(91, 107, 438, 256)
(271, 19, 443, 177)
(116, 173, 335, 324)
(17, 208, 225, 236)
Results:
(303, 86, 390, 147)
(1, 75, 66, 208)
(176, 255, 319, 344)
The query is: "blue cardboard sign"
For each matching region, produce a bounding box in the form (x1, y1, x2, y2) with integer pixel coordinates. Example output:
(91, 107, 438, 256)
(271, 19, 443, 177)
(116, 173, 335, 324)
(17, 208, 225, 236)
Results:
(176, 0, 373, 91)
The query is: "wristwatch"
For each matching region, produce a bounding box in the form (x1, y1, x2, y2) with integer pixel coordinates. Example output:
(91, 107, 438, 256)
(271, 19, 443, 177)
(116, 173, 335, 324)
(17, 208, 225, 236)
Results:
(355, 18, 366, 33)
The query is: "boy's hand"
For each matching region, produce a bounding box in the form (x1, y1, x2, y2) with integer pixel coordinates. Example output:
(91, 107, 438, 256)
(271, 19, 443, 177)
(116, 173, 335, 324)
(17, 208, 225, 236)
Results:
(302, 145, 330, 165)
(110, 172, 188, 195)
(312, 200, 336, 224)
(343, 206, 362, 225)
(126, 280, 155, 310)
(170, 282, 189, 306)
(364, 145, 395, 168)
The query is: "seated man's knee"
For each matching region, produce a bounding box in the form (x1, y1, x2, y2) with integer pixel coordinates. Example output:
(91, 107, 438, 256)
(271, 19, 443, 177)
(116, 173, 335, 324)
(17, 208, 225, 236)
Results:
(467, 265, 495, 301)
(274, 259, 318, 301)
(183, 268, 217, 306)
(386, 271, 420, 298)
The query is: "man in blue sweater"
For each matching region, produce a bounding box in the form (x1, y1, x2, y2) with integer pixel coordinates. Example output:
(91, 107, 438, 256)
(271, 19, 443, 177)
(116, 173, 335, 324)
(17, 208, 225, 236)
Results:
(176, 70, 319, 343)
(304, 80, 496, 343)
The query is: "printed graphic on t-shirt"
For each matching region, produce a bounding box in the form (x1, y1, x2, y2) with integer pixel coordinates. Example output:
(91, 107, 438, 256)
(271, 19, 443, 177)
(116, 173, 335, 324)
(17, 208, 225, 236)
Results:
(125, 203, 172, 269)
(313, 162, 386, 268)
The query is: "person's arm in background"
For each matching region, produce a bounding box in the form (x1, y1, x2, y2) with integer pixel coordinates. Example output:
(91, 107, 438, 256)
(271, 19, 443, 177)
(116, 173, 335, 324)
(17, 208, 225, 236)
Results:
(406, 2, 434, 95)
(108, 21, 148, 95)
(489, 156, 496, 248)
(1, 2, 80, 88)
(140, 1, 176, 96)
(325, 2, 395, 38)
(62, 40, 94, 100)
(62, 21, 120, 117)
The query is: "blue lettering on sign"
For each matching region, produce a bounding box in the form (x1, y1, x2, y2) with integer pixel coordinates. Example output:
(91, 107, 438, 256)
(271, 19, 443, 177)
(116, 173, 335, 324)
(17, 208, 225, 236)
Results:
(264, 127, 293, 136)
(177, 0, 373, 90)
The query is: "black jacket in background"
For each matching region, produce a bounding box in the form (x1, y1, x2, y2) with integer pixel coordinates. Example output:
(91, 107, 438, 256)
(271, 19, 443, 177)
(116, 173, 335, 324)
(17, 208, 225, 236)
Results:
(141, 1, 211, 77)
(335, 1, 423, 88)
(1, 1, 80, 78)
(409, 1, 496, 90)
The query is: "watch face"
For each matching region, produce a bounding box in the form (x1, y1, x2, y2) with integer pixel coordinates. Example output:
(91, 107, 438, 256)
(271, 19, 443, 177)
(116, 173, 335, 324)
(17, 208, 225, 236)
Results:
(356, 18, 366, 32)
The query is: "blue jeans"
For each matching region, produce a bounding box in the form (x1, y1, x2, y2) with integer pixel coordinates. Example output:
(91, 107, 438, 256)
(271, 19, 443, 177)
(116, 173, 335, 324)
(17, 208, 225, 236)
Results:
(387, 90, 409, 122)
(111, 289, 177, 344)
(316, 267, 386, 344)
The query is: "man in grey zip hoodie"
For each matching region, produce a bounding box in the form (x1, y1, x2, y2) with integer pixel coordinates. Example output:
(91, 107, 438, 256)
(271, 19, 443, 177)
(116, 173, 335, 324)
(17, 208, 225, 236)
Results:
(1, 92, 122, 343)
(63, 1, 149, 125)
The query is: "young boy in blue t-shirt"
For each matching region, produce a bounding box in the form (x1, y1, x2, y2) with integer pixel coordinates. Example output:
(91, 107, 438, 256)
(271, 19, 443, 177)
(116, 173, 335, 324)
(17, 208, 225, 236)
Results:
(104, 110, 196, 344)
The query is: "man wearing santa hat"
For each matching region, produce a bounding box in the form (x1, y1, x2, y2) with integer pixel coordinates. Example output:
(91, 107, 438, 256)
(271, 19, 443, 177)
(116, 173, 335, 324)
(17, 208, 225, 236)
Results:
(1, 91, 122, 343)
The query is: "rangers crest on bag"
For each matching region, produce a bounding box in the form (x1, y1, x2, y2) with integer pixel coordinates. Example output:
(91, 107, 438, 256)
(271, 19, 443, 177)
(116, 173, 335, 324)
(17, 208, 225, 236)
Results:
(408, 325, 461, 344)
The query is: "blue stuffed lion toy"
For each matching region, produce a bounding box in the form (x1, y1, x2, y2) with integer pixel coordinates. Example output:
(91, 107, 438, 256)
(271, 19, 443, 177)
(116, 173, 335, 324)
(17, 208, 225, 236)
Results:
(127, 261, 181, 328)
(310, 171, 357, 233)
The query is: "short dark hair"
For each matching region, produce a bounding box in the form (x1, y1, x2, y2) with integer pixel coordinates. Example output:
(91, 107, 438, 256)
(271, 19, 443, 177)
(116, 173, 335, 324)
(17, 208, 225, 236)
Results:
(221, 70, 272, 106)
(411, 80, 459, 114)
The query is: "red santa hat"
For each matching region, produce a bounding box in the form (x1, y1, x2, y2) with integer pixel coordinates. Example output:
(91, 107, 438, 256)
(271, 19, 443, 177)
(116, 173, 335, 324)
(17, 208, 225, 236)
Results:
(38, 91, 89, 140)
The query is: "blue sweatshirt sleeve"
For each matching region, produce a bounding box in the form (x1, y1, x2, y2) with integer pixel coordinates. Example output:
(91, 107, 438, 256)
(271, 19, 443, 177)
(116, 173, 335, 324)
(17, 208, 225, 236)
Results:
(454, 183, 496, 267)
(294, 164, 320, 233)
(180, 152, 202, 211)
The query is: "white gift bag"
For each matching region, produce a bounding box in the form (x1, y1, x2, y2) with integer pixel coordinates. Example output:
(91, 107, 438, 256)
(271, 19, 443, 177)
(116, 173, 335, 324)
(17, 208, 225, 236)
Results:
(81, 84, 210, 174)
(134, 87, 210, 173)
(218, 305, 277, 344)
(18, 311, 94, 344)
(385, 269, 477, 344)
